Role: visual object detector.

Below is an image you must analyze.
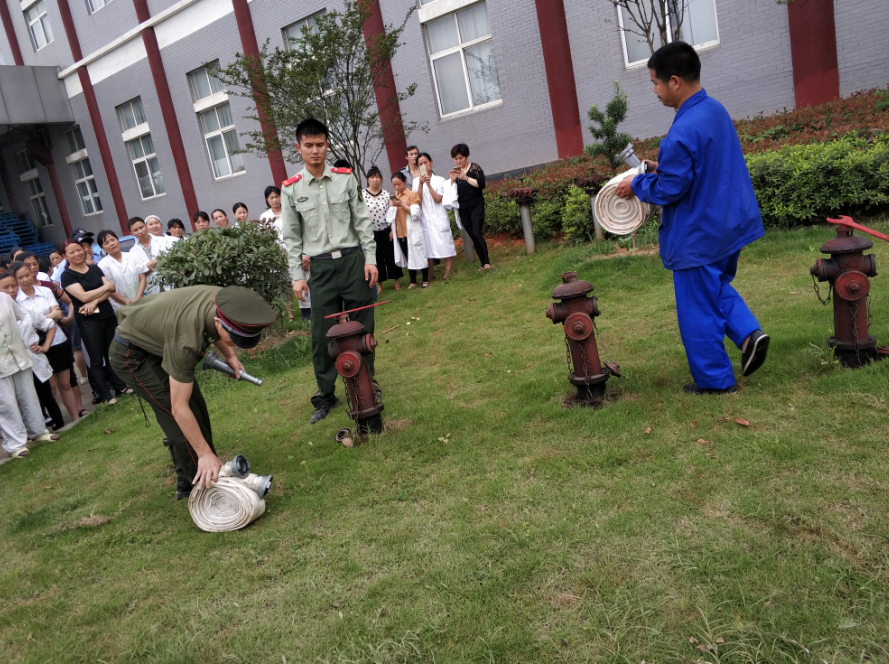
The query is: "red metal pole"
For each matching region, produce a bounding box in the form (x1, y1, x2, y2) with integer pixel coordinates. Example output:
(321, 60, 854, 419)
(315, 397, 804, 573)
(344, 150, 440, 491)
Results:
(534, 0, 584, 159)
(787, 0, 840, 108)
(55, 0, 129, 233)
(230, 0, 289, 186)
(0, 0, 24, 65)
(44, 162, 74, 237)
(361, 0, 407, 173)
(133, 0, 200, 229)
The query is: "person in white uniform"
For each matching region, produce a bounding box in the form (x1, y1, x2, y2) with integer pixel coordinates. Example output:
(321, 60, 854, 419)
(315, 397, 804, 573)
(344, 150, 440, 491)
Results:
(97, 230, 149, 310)
(0, 291, 58, 460)
(146, 215, 180, 252)
(261, 184, 303, 321)
(127, 217, 167, 295)
(413, 152, 458, 281)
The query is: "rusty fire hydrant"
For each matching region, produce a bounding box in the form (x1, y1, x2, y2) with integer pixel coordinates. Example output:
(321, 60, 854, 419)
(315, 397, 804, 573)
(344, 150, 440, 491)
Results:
(546, 271, 619, 405)
(810, 216, 889, 367)
(327, 310, 384, 434)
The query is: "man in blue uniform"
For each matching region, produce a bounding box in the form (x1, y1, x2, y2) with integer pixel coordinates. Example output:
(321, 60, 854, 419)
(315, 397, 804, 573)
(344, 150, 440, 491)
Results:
(616, 41, 769, 394)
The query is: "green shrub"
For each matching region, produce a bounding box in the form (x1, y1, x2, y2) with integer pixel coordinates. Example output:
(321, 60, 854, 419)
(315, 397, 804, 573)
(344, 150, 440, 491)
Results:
(561, 186, 595, 244)
(484, 198, 522, 235)
(747, 134, 889, 228)
(530, 195, 566, 241)
(585, 81, 634, 168)
(155, 221, 292, 312)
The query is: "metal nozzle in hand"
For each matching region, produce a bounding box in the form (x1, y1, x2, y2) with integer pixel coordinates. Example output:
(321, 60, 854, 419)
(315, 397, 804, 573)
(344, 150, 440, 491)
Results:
(616, 143, 647, 172)
(203, 350, 263, 386)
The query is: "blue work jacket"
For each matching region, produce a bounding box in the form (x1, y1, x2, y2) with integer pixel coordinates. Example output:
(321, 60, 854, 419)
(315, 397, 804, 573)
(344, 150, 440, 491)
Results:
(631, 89, 764, 271)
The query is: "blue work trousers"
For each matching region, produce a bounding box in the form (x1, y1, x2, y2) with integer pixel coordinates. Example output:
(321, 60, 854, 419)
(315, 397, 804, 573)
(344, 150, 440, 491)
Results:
(672, 250, 760, 390)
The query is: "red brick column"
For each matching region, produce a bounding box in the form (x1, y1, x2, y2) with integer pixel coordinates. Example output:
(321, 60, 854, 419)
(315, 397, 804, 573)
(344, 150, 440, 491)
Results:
(787, 0, 840, 108)
(0, 0, 24, 65)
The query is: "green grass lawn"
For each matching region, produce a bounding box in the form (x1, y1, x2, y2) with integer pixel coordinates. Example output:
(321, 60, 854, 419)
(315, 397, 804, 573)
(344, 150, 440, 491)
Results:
(2, 221, 889, 664)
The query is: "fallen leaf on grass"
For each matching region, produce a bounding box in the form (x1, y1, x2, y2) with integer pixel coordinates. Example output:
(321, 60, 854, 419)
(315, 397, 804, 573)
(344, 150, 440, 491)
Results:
(734, 418, 750, 427)
(715, 637, 725, 644)
(644, 427, 652, 435)
(717, 417, 731, 422)
(697, 644, 713, 652)
(694, 439, 710, 445)
(86, 448, 97, 452)
(104, 429, 115, 434)
(692, 420, 699, 426)
(484, 353, 492, 357)
(706, 453, 718, 458)
(688, 637, 699, 644)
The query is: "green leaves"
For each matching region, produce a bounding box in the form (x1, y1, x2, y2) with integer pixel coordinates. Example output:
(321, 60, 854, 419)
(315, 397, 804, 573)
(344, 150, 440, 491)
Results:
(154, 222, 293, 314)
(586, 82, 634, 168)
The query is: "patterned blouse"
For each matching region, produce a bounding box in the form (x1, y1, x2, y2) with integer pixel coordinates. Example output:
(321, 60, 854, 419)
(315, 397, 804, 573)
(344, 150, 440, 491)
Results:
(364, 188, 391, 231)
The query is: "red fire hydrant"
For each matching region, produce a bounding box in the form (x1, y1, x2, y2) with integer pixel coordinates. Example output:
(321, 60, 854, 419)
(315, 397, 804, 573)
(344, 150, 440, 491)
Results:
(326, 305, 385, 434)
(546, 271, 619, 405)
(810, 216, 889, 367)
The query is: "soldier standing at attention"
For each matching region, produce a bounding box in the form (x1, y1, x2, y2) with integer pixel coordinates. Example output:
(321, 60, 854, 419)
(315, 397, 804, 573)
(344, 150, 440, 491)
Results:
(109, 285, 276, 500)
(281, 118, 378, 424)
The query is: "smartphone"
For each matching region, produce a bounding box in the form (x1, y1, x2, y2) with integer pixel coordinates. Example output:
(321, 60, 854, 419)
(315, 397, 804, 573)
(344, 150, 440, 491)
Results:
(389, 193, 397, 200)
(419, 164, 427, 177)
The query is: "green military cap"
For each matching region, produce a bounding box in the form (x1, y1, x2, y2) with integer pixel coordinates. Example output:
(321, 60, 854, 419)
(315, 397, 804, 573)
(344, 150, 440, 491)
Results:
(214, 286, 277, 349)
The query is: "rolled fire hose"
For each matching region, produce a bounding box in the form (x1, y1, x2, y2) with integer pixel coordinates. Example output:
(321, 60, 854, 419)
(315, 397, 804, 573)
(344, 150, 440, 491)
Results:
(188, 455, 273, 532)
(594, 165, 653, 236)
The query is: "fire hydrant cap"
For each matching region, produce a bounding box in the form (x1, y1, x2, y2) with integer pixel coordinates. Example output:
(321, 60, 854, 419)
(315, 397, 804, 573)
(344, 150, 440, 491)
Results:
(326, 320, 367, 340)
(820, 234, 873, 255)
(552, 279, 594, 300)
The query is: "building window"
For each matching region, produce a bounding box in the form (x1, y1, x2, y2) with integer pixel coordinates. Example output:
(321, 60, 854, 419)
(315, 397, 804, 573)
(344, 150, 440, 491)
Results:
(425, 1, 501, 117)
(15, 150, 36, 175)
(126, 134, 165, 199)
(117, 97, 146, 131)
(188, 63, 226, 101)
(70, 159, 102, 215)
(64, 126, 86, 154)
(87, 0, 108, 13)
(199, 102, 245, 179)
(25, 177, 51, 228)
(619, 0, 719, 67)
(283, 11, 323, 48)
(25, 1, 53, 51)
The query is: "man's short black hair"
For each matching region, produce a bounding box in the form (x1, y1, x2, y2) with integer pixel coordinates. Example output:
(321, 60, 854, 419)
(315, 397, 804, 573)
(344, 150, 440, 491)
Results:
(333, 159, 352, 169)
(97, 229, 118, 247)
(127, 216, 145, 231)
(647, 41, 701, 84)
(296, 118, 329, 143)
(405, 145, 418, 155)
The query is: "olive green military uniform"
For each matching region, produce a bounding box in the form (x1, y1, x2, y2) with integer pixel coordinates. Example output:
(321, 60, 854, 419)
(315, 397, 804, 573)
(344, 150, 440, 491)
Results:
(281, 165, 377, 409)
(109, 285, 274, 483)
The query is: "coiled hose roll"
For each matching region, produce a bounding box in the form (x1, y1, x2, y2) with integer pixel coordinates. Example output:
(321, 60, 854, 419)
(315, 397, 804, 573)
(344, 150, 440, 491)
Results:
(594, 166, 653, 236)
(188, 477, 266, 532)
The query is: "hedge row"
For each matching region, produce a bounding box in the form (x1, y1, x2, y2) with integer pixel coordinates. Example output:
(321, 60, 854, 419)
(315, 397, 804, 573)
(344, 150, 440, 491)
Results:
(484, 133, 889, 239)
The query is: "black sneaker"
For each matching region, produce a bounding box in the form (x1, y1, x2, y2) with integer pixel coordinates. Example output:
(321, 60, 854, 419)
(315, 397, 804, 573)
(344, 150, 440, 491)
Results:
(741, 330, 770, 376)
(683, 383, 738, 395)
(176, 477, 193, 500)
(310, 397, 340, 424)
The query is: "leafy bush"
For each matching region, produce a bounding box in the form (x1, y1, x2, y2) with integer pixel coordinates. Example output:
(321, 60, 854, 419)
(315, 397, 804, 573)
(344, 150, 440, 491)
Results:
(585, 81, 634, 168)
(531, 195, 566, 241)
(561, 186, 595, 244)
(483, 198, 522, 235)
(746, 134, 889, 228)
(155, 221, 292, 312)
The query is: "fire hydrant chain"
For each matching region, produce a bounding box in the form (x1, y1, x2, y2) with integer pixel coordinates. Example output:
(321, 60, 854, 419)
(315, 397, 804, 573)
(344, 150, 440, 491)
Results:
(592, 319, 619, 369)
(812, 272, 832, 306)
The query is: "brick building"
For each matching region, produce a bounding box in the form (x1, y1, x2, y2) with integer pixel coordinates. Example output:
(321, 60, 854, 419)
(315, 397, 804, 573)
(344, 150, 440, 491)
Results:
(0, 0, 885, 246)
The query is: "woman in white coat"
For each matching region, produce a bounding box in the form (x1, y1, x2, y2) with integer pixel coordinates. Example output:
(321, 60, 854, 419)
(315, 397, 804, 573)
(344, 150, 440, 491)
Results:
(413, 152, 457, 281)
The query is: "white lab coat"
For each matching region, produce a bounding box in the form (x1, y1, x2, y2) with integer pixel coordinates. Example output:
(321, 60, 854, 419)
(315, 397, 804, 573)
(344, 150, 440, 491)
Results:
(412, 174, 457, 259)
(388, 202, 426, 270)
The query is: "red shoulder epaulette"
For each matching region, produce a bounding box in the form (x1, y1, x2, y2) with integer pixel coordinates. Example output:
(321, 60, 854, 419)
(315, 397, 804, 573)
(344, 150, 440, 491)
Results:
(331, 167, 352, 174)
(282, 173, 302, 186)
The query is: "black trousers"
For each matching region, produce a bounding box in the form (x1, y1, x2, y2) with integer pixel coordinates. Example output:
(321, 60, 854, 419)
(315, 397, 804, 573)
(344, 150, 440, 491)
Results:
(110, 341, 215, 482)
(461, 204, 490, 266)
(78, 316, 127, 400)
(374, 229, 403, 282)
(397, 237, 429, 284)
(33, 375, 64, 430)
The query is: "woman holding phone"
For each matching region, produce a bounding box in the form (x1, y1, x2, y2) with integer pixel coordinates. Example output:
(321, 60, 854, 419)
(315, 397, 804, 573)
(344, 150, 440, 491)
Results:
(450, 143, 491, 270)
(364, 165, 402, 292)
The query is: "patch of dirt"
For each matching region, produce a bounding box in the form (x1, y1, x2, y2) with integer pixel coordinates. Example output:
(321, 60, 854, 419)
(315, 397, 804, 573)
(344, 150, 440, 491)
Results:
(561, 387, 634, 409)
(75, 515, 112, 528)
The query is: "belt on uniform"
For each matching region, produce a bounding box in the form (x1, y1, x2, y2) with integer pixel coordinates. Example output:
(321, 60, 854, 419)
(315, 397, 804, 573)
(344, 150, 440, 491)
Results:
(310, 246, 360, 261)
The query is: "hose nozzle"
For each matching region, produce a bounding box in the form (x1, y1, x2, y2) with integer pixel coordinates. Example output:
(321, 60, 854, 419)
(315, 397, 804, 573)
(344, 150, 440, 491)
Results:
(242, 473, 273, 498)
(203, 350, 263, 386)
(616, 143, 643, 170)
(219, 454, 251, 479)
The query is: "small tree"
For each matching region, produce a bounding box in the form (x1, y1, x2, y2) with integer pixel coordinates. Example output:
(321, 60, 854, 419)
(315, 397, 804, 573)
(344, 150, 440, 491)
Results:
(215, 0, 422, 186)
(605, 0, 689, 55)
(585, 81, 634, 169)
(154, 222, 292, 313)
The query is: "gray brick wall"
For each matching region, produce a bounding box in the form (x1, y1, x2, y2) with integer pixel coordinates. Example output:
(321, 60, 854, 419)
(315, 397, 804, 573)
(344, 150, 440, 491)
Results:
(566, 0, 796, 145)
(835, 0, 889, 96)
(5, 0, 74, 69)
(71, 0, 139, 60)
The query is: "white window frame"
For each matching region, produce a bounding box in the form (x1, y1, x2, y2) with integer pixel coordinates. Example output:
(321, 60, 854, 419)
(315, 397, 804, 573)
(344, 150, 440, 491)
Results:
(117, 97, 147, 132)
(199, 102, 246, 180)
(125, 134, 166, 200)
(70, 158, 102, 216)
(188, 62, 226, 102)
(87, 0, 109, 14)
(25, 0, 53, 51)
(24, 176, 52, 228)
(15, 149, 36, 175)
(423, 1, 502, 119)
(617, 1, 720, 69)
(64, 126, 86, 155)
(283, 11, 324, 49)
